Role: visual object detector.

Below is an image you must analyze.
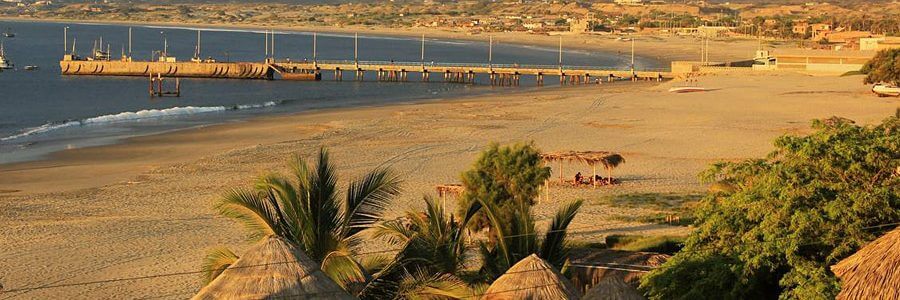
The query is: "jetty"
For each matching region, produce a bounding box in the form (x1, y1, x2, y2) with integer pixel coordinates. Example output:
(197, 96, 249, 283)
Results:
(59, 29, 672, 85)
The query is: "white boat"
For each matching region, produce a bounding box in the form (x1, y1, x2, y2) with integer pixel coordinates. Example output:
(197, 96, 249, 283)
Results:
(0, 42, 12, 69)
(23, 65, 38, 71)
(872, 84, 900, 97)
(668, 86, 709, 93)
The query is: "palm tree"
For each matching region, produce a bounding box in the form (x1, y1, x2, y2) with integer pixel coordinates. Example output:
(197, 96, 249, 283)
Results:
(469, 197, 584, 280)
(364, 196, 472, 299)
(203, 147, 402, 291)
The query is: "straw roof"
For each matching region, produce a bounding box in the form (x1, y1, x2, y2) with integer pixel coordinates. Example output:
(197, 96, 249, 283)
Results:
(582, 277, 644, 300)
(831, 227, 900, 300)
(568, 249, 669, 299)
(192, 236, 355, 300)
(540, 151, 625, 168)
(482, 254, 582, 300)
(435, 184, 464, 198)
(568, 249, 668, 287)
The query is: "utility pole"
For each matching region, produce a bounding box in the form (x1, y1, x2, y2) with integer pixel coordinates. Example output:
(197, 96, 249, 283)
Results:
(128, 27, 132, 57)
(488, 35, 493, 68)
(265, 30, 268, 58)
(420, 33, 425, 66)
(64, 26, 68, 54)
(354, 32, 359, 65)
(631, 38, 635, 73)
(558, 35, 562, 67)
(271, 30, 275, 60)
(313, 32, 317, 64)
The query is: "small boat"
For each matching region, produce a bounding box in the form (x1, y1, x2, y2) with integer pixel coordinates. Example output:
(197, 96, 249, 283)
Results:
(668, 86, 709, 93)
(872, 84, 900, 97)
(0, 42, 13, 69)
(23, 65, 38, 71)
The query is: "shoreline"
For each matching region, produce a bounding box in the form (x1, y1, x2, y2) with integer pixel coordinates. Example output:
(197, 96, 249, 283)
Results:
(0, 16, 767, 63)
(0, 83, 574, 194)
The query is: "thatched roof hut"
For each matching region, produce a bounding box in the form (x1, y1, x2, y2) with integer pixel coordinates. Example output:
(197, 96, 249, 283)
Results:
(568, 249, 669, 300)
(435, 184, 464, 198)
(482, 254, 582, 300)
(831, 227, 900, 300)
(540, 151, 625, 185)
(192, 236, 355, 300)
(582, 277, 644, 300)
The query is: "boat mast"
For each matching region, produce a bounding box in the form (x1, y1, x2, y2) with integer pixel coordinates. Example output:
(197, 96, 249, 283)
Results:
(128, 27, 132, 57)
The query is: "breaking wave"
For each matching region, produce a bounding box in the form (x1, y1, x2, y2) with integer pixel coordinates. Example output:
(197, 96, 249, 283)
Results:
(1, 101, 280, 142)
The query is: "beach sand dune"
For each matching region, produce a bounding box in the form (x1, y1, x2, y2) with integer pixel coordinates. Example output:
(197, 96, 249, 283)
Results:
(0, 73, 896, 298)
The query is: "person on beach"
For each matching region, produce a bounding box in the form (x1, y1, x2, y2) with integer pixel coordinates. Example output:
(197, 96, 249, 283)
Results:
(575, 172, 583, 185)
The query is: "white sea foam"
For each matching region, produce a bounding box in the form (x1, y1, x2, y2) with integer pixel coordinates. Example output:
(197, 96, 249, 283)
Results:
(1, 101, 281, 142)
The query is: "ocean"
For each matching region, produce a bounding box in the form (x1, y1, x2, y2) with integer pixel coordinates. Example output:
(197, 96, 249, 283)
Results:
(0, 20, 662, 164)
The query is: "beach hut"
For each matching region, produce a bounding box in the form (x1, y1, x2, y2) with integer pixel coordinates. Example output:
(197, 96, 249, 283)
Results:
(568, 249, 669, 300)
(435, 184, 464, 198)
(582, 277, 644, 300)
(482, 254, 582, 300)
(831, 227, 900, 300)
(540, 151, 625, 186)
(192, 236, 355, 300)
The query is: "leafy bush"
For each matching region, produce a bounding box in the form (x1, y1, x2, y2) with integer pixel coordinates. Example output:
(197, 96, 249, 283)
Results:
(640, 116, 900, 299)
(862, 48, 900, 85)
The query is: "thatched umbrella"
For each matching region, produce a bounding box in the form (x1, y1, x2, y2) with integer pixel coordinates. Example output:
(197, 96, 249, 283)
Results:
(192, 236, 355, 300)
(831, 227, 900, 300)
(568, 249, 668, 298)
(482, 254, 582, 300)
(582, 277, 644, 300)
(540, 151, 626, 186)
(435, 184, 464, 199)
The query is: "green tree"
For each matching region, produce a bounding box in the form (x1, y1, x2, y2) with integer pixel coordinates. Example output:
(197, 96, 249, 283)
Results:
(640, 116, 900, 299)
(862, 48, 900, 85)
(457, 142, 551, 232)
(202, 148, 402, 293)
(456, 142, 581, 280)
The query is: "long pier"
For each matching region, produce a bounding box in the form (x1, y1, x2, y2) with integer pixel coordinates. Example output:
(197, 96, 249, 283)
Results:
(61, 59, 671, 85)
(273, 60, 672, 85)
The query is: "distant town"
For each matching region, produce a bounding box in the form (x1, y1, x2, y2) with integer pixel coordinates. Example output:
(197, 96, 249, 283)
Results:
(3, 0, 899, 52)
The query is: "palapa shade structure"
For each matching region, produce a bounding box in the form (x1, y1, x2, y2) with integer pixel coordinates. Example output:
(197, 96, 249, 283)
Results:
(482, 254, 582, 300)
(569, 249, 669, 300)
(192, 236, 356, 300)
(582, 277, 644, 300)
(831, 227, 900, 300)
(540, 151, 625, 185)
(435, 184, 464, 198)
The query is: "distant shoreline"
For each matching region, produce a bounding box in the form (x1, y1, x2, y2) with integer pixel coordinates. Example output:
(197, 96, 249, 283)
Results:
(0, 16, 763, 64)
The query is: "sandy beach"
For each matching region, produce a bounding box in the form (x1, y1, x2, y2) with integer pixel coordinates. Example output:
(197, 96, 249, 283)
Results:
(1, 16, 773, 64)
(1, 71, 897, 298)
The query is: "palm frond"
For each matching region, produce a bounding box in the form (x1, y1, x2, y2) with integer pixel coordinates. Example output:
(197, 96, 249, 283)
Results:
(345, 167, 403, 237)
(303, 148, 343, 260)
(321, 249, 369, 291)
(540, 199, 583, 267)
(397, 270, 472, 300)
(215, 188, 280, 240)
(200, 247, 239, 285)
(371, 218, 416, 246)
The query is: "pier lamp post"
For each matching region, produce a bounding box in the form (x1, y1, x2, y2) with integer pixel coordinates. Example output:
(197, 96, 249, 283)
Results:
(488, 35, 493, 70)
(64, 26, 69, 54)
(160, 31, 168, 59)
